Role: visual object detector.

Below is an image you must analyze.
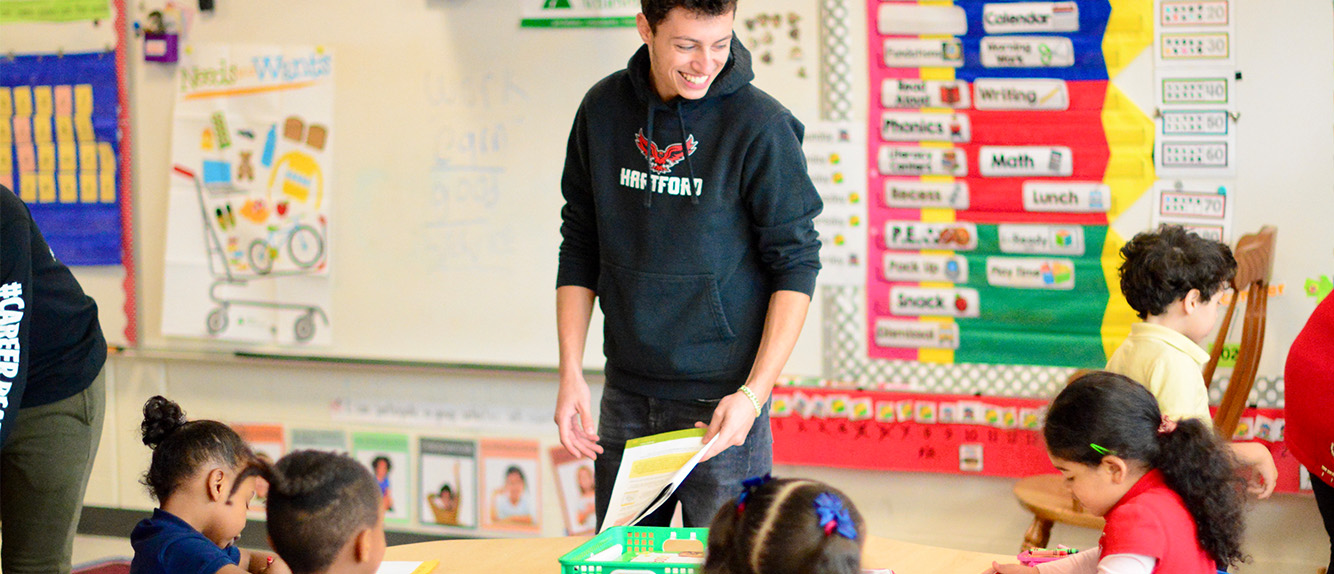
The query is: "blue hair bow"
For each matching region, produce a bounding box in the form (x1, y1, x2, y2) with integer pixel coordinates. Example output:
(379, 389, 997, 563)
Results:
(735, 473, 772, 514)
(814, 492, 857, 540)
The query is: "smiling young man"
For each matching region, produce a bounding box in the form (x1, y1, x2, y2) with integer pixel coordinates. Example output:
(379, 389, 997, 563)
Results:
(554, 0, 822, 528)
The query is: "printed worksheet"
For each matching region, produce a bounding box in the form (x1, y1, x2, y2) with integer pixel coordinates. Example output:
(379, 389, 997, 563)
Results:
(601, 428, 719, 532)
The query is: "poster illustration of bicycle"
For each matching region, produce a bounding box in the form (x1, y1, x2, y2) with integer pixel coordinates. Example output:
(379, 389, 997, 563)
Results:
(162, 44, 333, 344)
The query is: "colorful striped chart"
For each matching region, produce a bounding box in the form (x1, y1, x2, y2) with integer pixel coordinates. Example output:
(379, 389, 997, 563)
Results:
(866, 0, 1153, 367)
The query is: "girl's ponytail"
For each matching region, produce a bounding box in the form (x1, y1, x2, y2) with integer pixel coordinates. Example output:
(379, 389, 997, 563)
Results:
(1154, 418, 1247, 568)
(141, 395, 188, 448)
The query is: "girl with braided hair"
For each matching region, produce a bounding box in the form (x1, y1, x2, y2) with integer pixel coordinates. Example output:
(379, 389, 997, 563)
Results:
(703, 476, 865, 574)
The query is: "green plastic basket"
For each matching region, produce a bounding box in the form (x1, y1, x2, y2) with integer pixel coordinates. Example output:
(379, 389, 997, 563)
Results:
(559, 526, 709, 574)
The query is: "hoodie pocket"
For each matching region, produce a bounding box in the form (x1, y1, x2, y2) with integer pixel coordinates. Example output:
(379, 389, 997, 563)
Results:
(600, 262, 737, 377)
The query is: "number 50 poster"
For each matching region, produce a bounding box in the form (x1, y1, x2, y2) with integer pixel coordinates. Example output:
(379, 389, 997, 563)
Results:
(162, 44, 334, 345)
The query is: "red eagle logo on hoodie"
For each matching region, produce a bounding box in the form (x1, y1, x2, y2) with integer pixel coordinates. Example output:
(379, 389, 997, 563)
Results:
(636, 130, 697, 174)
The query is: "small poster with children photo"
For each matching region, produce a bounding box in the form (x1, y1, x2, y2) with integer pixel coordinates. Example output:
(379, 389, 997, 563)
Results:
(550, 446, 597, 535)
(479, 438, 540, 532)
(419, 437, 477, 529)
(352, 432, 411, 524)
(230, 422, 285, 518)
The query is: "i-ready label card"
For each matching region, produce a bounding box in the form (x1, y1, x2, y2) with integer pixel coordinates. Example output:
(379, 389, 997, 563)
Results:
(997, 224, 1085, 255)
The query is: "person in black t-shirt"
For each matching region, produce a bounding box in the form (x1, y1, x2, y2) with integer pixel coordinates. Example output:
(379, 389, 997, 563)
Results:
(0, 185, 107, 574)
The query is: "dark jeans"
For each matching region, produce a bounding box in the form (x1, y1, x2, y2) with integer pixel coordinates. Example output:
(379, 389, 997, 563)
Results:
(1313, 468, 1334, 574)
(594, 384, 772, 529)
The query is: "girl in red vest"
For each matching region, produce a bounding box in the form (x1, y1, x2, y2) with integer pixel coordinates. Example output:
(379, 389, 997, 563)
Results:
(989, 371, 1245, 574)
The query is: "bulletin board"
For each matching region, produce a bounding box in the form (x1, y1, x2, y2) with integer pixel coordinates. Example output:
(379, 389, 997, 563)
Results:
(123, 0, 825, 369)
(816, 0, 1334, 404)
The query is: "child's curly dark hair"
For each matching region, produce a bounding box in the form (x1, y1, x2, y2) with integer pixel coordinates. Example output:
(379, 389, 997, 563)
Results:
(1119, 224, 1236, 319)
(140, 396, 257, 502)
(1044, 371, 1248, 567)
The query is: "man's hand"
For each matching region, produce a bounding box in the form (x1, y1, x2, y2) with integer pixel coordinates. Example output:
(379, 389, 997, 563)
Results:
(694, 391, 758, 463)
(555, 373, 603, 459)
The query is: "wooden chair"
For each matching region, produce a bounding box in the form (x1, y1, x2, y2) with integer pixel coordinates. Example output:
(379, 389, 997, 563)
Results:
(1011, 226, 1277, 551)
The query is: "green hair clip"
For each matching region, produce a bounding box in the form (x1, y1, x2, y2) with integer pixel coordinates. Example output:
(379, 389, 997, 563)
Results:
(1089, 443, 1116, 456)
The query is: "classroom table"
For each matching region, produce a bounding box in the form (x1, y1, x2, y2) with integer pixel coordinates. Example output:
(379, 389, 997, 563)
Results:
(384, 534, 1010, 574)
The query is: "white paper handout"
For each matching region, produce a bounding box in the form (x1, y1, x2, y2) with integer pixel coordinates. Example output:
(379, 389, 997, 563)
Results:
(601, 428, 720, 532)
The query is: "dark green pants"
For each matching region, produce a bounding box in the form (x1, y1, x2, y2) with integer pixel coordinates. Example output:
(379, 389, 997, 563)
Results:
(1, 370, 105, 574)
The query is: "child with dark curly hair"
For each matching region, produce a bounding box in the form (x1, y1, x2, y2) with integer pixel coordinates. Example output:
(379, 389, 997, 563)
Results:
(1107, 224, 1275, 499)
(988, 371, 1247, 574)
(130, 396, 288, 574)
(702, 476, 865, 574)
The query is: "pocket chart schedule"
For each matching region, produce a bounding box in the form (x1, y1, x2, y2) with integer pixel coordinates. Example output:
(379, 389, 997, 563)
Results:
(864, 0, 1156, 367)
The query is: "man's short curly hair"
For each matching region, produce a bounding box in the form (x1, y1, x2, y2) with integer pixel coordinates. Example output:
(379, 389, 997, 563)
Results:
(1119, 225, 1236, 319)
(641, 0, 737, 31)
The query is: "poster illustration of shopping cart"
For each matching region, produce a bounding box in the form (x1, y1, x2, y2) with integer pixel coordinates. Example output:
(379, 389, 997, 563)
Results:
(162, 44, 334, 344)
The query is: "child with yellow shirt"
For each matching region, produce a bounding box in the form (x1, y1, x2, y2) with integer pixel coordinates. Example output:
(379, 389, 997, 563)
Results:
(1107, 225, 1276, 499)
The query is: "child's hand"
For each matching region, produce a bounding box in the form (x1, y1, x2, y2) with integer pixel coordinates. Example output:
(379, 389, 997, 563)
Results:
(264, 557, 292, 574)
(984, 561, 1038, 574)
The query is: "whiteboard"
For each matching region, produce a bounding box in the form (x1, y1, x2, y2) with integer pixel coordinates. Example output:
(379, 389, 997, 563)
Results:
(126, 0, 824, 370)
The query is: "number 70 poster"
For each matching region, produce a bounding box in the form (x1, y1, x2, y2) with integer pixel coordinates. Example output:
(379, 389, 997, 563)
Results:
(161, 44, 334, 345)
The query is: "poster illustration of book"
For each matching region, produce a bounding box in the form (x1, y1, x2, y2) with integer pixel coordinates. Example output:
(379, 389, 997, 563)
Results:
(478, 438, 540, 533)
(352, 432, 411, 524)
(550, 445, 597, 535)
(419, 437, 477, 529)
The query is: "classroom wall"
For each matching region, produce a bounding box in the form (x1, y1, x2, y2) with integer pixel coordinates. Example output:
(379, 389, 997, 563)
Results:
(37, 0, 1334, 571)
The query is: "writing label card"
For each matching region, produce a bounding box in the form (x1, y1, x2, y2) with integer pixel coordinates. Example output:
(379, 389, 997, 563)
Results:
(884, 179, 969, 210)
(973, 78, 1069, 111)
(883, 221, 978, 251)
(980, 36, 1075, 68)
(881, 111, 971, 143)
(883, 38, 964, 68)
(986, 257, 1076, 289)
(882, 253, 970, 283)
(889, 286, 980, 318)
(879, 146, 968, 177)
(979, 146, 1073, 177)
(881, 79, 971, 110)
(997, 224, 1085, 256)
(878, 3, 968, 36)
(983, 2, 1080, 34)
(1022, 182, 1110, 213)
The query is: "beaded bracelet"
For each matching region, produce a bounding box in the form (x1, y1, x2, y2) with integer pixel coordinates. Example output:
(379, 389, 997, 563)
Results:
(737, 386, 763, 417)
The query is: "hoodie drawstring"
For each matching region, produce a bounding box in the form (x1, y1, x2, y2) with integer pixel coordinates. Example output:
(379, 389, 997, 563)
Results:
(643, 105, 656, 207)
(676, 100, 699, 205)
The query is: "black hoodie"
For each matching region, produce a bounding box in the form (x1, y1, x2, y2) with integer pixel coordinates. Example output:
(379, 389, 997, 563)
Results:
(557, 39, 822, 400)
(0, 186, 106, 447)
